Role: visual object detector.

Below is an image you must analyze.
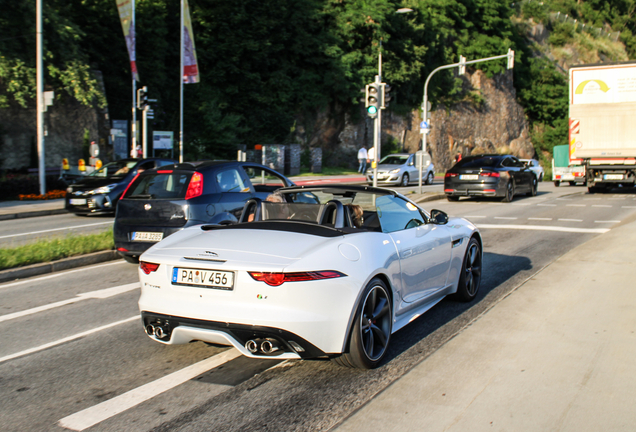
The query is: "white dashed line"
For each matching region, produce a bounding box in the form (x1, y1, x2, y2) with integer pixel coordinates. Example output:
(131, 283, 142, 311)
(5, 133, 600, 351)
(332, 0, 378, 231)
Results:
(58, 349, 242, 431)
(0, 221, 113, 240)
(592, 205, 612, 208)
(476, 224, 609, 234)
(0, 261, 125, 290)
(0, 316, 139, 364)
(537, 204, 557, 207)
(622, 206, 636, 209)
(528, 217, 552, 221)
(566, 204, 586, 207)
(494, 217, 518, 220)
(594, 220, 620, 224)
(558, 218, 583, 222)
(0, 283, 139, 323)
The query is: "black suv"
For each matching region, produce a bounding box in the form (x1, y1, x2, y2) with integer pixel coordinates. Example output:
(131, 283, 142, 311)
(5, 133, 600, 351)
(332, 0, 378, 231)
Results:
(65, 158, 175, 215)
(114, 160, 295, 263)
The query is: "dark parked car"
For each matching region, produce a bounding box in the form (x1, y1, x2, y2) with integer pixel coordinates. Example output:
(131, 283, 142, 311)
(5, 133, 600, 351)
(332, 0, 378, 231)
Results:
(444, 154, 537, 202)
(65, 158, 175, 215)
(114, 160, 295, 263)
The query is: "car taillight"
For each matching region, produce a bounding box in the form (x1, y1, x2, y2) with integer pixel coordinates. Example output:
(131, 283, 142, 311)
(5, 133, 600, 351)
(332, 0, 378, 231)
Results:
(480, 172, 500, 177)
(185, 172, 203, 200)
(445, 173, 458, 177)
(140, 261, 160, 274)
(121, 173, 140, 199)
(157, 170, 173, 174)
(248, 271, 346, 287)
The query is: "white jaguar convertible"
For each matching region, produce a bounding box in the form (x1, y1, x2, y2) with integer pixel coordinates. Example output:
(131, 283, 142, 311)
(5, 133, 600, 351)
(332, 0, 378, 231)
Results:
(138, 185, 482, 369)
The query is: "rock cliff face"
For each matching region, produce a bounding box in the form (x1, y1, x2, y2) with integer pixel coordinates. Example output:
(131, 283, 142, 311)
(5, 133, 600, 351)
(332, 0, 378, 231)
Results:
(294, 68, 535, 173)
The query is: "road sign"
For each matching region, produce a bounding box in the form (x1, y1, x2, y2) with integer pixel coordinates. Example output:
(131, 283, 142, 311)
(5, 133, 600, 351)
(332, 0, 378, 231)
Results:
(420, 121, 429, 129)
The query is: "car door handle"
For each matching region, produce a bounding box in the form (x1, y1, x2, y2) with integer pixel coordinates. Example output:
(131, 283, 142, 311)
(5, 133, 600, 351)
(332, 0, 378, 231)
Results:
(401, 249, 413, 258)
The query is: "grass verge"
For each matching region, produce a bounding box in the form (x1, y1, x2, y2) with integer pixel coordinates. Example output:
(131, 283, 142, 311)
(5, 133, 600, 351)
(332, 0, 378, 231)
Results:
(0, 229, 114, 271)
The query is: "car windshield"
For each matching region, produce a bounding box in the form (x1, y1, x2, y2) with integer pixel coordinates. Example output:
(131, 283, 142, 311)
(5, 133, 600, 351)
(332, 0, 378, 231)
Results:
(125, 172, 191, 199)
(455, 156, 502, 168)
(380, 155, 409, 165)
(89, 161, 138, 178)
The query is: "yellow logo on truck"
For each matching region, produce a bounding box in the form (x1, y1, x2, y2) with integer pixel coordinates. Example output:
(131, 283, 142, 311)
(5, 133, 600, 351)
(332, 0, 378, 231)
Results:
(575, 80, 610, 94)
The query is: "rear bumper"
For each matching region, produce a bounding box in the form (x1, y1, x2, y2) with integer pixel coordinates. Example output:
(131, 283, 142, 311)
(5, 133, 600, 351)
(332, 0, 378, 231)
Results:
(114, 225, 184, 258)
(443, 180, 503, 197)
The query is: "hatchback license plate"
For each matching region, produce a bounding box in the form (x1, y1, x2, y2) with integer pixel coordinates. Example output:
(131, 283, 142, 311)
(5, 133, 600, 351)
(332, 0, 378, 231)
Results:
(69, 198, 87, 205)
(132, 231, 164, 242)
(604, 174, 623, 180)
(459, 174, 479, 180)
(172, 267, 234, 290)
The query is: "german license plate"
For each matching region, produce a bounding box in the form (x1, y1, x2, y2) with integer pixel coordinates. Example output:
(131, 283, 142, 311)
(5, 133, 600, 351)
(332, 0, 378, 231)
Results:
(172, 267, 234, 290)
(604, 174, 623, 180)
(69, 198, 87, 205)
(132, 231, 164, 242)
(459, 174, 479, 180)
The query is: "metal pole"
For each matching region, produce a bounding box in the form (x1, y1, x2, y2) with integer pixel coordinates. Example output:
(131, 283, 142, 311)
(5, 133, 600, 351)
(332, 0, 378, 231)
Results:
(36, 0, 45, 195)
(142, 106, 148, 158)
(131, 0, 137, 159)
(179, 0, 184, 163)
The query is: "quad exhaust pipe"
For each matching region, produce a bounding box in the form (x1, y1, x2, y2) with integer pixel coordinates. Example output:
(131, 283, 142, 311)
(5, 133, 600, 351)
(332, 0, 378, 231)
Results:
(145, 324, 169, 339)
(245, 338, 281, 355)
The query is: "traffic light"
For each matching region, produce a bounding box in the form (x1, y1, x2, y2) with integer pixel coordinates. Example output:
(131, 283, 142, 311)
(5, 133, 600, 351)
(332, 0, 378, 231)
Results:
(507, 48, 515, 69)
(365, 82, 381, 118)
(458, 55, 467, 75)
(381, 84, 391, 109)
(137, 86, 148, 109)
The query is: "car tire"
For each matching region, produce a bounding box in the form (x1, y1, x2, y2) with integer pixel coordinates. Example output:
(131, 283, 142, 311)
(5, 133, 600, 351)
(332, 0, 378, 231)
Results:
(554, 181, 561, 187)
(446, 195, 459, 202)
(539, 173, 543, 182)
(426, 172, 434, 185)
(400, 173, 409, 187)
(527, 177, 537, 196)
(452, 237, 482, 302)
(332, 277, 392, 369)
(502, 181, 514, 203)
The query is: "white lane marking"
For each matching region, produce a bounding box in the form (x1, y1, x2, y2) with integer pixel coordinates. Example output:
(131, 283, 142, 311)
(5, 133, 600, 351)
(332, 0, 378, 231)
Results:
(0, 283, 139, 323)
(528, 217, 552, 221)
(476, 224, 610, 234)
(592, 205, 612, 208)
(622, 206, 636, 209)
(0, 261, 126, 290)
(537, 204, 557, 207)
(584, 198, 602, 200)
(0, 315, 139, 364)
(0, 221, 113, 240)
(594, 220, 620, 224)
(58, 349, 242, 431)
(558, 218, 583, 222)
(494, 217, 517, 220)
(566, 204, 586, 207)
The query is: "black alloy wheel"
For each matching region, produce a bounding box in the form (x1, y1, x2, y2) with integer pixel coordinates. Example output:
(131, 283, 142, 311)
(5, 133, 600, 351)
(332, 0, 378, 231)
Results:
(400, 173, 409, 187)
(453, 237, 482, 302)
(502, 180, 514, 202)
(332, 278, 392, 369)
(426, 171, 434, 185)
(527, 177, 537, 196)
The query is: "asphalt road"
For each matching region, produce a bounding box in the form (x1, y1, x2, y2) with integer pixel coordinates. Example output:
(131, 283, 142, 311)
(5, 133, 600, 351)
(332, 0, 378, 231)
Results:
(1, 183, 635, 432)
(0, 213, 114, 248)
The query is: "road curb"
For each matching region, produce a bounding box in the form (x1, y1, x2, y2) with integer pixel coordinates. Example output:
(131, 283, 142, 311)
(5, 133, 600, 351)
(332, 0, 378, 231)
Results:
(0, 250, 121, 283)
(413, 193, 446, 204)
(0, 208, 68, 221)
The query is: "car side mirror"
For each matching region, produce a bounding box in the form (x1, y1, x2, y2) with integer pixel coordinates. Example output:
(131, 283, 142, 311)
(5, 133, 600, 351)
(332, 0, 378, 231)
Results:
(430, 209, 449, 225)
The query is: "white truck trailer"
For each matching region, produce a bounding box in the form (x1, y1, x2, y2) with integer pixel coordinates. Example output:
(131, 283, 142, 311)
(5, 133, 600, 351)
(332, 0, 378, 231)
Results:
(569, 61, 636, 192)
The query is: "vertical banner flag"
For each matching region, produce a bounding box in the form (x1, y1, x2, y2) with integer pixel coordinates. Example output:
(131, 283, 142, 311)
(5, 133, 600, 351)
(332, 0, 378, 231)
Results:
(183, 0, 200, 83)
(116, 0, 139, 81)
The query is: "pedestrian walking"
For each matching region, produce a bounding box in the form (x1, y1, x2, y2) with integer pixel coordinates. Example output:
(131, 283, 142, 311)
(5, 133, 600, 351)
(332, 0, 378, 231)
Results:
(357, 146, 368, 174)
(367, 146, 376, 169)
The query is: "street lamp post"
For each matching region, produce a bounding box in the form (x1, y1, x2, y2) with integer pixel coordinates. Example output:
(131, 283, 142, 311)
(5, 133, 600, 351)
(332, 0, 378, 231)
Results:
(36, 0, 45, 196)
(418, 49, 515, 193)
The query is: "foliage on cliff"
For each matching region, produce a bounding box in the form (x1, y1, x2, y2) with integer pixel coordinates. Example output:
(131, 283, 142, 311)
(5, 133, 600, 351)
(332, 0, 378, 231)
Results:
(0, 0, 632, 162)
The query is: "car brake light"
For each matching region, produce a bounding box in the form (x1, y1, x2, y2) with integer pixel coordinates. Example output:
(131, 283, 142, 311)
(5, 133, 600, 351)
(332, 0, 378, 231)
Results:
(185, 172, 203, 200)
(480, 172, 500, 177)
(117, 247, 128, 252)
(444, 189, 454, 193)
(445, 173, 458, 177)
(248, 271, 346, 286)
(140, 261, 160, 274)
(121, 173, 140, 199)
(157, 170, 173, 173)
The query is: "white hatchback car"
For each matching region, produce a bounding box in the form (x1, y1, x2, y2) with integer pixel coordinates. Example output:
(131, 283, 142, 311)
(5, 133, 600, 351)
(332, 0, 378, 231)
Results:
(137, 185, 482, 369)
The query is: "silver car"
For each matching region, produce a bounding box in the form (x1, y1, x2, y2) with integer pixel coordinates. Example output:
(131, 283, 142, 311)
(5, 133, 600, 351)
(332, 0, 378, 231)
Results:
(367, 153, 435, 187)
(520, 158, 544, 182)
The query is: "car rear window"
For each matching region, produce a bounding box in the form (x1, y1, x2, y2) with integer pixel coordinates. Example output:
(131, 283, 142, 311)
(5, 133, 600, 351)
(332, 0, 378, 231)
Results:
(455, 156, 502, 168)
(125, 173, 191, 199)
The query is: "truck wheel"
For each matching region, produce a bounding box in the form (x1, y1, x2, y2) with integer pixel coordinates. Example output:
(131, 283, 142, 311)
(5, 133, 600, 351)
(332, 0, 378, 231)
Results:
(569, 181, 575, 186)
(554, 181, 561, 187)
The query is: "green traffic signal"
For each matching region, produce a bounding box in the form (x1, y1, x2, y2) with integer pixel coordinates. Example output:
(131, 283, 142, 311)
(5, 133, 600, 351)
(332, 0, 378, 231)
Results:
(367, 105, 378, 114)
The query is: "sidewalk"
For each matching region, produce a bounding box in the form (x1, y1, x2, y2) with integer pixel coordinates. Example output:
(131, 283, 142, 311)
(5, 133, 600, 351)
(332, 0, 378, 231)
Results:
(0, 199, 66, 220)
(334, 219, 636, 432)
